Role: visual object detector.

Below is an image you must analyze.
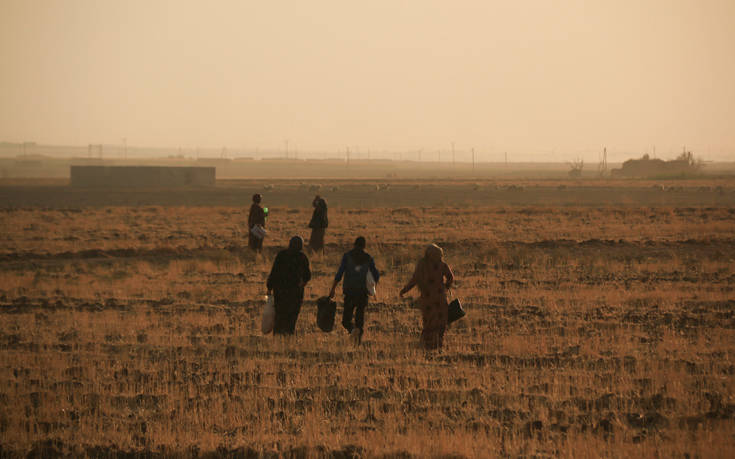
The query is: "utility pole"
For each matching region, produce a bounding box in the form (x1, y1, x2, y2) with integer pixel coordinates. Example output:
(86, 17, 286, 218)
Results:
(346, 147, 350, 167)
(505, 152, 508, 166)
(123, 138, 127, 160)
(598, 146, 608, 177)
(472, 148, 476, 172)
(285, 139, 289, 159)
(452, 142, 455, 168)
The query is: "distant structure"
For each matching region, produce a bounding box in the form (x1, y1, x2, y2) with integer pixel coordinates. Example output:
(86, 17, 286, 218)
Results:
(70, 166, 215, 187)
(598, 147, 608, 177)
(88, 144, 103, 158)
(611, 150, 701, 178)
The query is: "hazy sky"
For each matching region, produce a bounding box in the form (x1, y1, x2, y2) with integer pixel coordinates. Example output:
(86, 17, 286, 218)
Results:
(1, 0, 734, 161)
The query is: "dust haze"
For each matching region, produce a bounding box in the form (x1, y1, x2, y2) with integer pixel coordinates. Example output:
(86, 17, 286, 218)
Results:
(1, 0, 734, 161)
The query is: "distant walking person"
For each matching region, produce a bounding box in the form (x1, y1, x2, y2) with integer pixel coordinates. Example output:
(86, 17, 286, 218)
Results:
(329, 236, 380, 345)
(248, 193, 267, 254)
(308, 195, 328, 253)
(267, 236, 311, 335)
(400, 243, 454, 350)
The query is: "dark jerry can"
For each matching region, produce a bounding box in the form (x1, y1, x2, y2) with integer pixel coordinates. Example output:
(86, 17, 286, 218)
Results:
(316, 296, 337, 332)
(448, 298, 466, 324)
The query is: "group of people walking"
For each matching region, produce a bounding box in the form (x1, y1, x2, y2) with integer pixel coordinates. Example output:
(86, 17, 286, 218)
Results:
(248, 193, 456, 350)
(247, 193, 329, 255)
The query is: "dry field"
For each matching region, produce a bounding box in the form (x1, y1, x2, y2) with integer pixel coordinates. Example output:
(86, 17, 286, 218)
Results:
(2, 177, 735, 208)
(1, 182, 734, 457)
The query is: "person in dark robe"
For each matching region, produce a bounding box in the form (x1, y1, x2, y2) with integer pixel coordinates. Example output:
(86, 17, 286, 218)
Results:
(399, 243, 455, 350)
(266, 236, 311, 335)
(248, 193, 266, 254)
(328, 236, 380, 345)
(308, 195, 328, 253)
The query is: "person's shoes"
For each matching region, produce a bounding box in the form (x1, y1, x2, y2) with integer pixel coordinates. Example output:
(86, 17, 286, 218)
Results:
(350, 328, 360, 346)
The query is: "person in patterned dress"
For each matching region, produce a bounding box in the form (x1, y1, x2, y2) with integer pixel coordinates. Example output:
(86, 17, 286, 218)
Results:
(399, 243, 454, 350)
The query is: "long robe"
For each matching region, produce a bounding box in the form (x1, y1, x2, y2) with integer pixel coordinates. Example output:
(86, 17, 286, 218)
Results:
(308, 199, 328, 251)
(266, 248, 311, 334)
(403, 260, 454, 349)
(248, 203, 266, 251)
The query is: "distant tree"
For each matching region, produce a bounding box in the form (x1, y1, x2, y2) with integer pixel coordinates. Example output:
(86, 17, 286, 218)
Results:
(568, 158, 584, 178)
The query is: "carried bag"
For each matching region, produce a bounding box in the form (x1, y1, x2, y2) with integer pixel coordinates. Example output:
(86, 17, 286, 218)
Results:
(316, 296, 337, 332)
(250, 224, 267, 239)
(447, 290, 466, 324)
(366, 271, 377, 296)
(261, 294, 275, 334)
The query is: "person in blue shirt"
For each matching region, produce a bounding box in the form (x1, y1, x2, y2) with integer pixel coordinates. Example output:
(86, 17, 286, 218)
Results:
(328, 236, 380, 345)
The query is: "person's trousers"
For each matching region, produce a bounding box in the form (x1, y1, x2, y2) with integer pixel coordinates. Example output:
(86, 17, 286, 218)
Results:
(342, 292, 368, 337)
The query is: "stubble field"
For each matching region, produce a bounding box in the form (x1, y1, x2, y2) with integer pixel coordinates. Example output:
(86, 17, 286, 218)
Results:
(1, 180, 734, 457)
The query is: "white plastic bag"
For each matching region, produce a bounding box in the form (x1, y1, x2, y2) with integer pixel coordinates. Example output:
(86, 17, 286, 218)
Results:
(366, 271, 377, 296)
(261, 294, 275, 334)
(250, 224, 267, 239)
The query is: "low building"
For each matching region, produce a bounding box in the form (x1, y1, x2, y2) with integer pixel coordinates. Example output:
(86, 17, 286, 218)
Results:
(611, 153, 699, 178)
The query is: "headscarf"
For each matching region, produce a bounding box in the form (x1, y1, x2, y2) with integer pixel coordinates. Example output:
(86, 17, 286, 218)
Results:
(349, 236, 370, 265)
(416, 243, 444, 292)
(424, 243, 443, 262)
(312, 195, 327, 217)
(288, 236, 304, 252)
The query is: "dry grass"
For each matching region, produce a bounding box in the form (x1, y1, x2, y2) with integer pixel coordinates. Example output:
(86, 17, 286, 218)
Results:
(1, 187, 734, 457)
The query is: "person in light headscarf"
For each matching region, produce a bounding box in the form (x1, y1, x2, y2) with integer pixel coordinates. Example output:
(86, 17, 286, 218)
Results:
(400, 243, 454, 350)
(267, 236, 311, 334)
